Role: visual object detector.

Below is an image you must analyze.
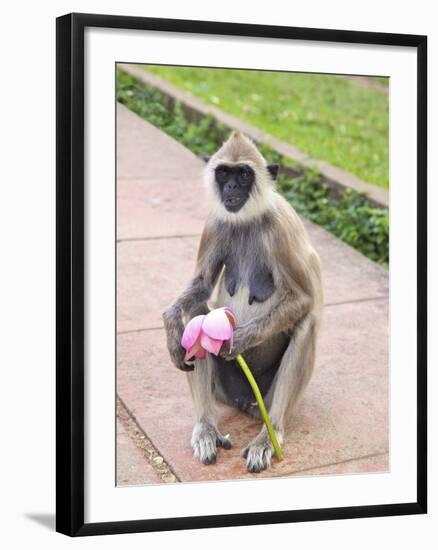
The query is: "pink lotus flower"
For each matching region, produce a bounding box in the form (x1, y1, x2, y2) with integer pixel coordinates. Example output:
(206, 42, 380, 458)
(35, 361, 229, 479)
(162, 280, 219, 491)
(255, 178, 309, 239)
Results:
(181, 307, 237, 364)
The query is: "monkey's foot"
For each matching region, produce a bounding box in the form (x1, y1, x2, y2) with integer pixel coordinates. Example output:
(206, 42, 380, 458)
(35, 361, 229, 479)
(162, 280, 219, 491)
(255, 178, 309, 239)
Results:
(242, 429, 283, 473)
(191, 418, 232, 465)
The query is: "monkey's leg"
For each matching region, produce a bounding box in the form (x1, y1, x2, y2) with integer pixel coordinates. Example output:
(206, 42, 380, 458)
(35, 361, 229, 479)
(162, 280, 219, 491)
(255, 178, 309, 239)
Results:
(243, 314, 316, 473)
(187, 355, 232, 465)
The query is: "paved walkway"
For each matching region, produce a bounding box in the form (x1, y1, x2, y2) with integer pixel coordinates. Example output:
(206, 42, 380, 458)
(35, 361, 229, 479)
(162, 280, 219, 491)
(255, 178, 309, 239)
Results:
(116, 103, 389, 484)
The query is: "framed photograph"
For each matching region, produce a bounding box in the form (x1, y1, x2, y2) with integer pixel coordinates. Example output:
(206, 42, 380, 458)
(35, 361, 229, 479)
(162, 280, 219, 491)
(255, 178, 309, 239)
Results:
(56, 13, 427, 536)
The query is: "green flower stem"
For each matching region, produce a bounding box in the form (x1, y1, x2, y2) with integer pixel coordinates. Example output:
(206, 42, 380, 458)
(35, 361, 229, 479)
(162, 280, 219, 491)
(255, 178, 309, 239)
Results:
(235, 354, 284, 461)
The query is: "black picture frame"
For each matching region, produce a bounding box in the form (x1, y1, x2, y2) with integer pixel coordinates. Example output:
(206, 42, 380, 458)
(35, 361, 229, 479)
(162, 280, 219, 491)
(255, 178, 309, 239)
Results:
(56, 12, 427, 537)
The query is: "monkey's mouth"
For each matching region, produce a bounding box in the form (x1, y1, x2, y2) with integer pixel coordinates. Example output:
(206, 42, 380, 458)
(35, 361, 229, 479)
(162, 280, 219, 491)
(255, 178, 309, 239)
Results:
(224, 196, 245, 212)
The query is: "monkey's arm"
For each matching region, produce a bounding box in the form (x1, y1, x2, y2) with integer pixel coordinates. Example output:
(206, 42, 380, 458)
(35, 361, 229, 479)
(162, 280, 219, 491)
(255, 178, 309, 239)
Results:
(163, 226, 223, 371)
(221, 286, 311, 359)
(162, 276, 212, 371)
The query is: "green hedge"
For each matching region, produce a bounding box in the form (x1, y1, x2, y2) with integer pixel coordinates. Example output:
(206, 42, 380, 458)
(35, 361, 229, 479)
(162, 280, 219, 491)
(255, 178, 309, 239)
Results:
(117, 69, 388, 266)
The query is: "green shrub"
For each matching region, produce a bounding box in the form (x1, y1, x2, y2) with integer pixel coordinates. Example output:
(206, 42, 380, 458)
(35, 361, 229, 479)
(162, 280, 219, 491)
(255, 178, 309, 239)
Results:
(277, 171, 388, 265)
(117, 69, 388, 266)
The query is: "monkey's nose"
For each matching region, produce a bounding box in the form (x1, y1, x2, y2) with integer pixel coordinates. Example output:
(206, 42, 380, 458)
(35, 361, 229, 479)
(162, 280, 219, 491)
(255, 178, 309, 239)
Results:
(225, 178, 238, 191)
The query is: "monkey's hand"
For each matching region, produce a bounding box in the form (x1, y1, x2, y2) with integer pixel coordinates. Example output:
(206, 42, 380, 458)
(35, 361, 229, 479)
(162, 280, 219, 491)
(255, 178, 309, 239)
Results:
(167, 339, 194, 372)
(162, 307, 194, 372)
(220, 324, 255, 360)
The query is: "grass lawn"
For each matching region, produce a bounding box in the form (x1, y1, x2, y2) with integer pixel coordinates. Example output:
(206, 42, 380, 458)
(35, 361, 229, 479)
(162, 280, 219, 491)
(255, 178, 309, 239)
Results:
(144, 65, 389, 188)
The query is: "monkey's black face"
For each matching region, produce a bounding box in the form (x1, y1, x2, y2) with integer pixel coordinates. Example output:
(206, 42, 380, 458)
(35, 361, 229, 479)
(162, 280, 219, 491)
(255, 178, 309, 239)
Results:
(215, 164, 255, 212)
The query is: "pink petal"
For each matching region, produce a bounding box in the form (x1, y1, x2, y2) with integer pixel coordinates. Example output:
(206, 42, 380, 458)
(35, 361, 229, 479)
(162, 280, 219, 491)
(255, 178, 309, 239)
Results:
(223, 307, 238, 328)
(195, 348, 206, 359)
(181, 315, 206, 351)
(184, 339, 202, 363)
(202, 308, 233, 341)
(200, 333, 224, 356)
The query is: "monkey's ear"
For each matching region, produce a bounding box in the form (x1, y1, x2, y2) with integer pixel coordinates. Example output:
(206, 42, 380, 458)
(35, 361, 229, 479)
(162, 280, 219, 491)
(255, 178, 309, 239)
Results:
(267, 164, 279, 180)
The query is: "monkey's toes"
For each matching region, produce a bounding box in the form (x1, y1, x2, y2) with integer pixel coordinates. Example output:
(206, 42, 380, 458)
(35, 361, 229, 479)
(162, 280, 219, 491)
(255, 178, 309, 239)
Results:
(202, 453, 217, 465)
(191, 420, 231, 465)
(242, 440, 273, 473)
(216, 433, 232, 450)
(192, 433, 217, 465)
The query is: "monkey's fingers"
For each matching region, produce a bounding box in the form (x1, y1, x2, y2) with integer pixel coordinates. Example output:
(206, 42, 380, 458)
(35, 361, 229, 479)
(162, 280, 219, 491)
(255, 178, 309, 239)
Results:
(219, 348, 237, 361)
(176, 361, 195, 372)
(171, 345, 195, 371)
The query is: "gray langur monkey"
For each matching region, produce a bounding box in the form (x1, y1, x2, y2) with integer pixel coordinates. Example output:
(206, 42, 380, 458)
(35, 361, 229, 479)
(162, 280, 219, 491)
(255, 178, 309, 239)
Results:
(163, 131, 323, 473)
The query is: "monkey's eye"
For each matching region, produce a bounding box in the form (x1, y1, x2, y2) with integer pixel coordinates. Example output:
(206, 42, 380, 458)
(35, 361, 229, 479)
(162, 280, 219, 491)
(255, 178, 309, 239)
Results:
(215, 165, 230, 184)
(237, 166, 254, 186)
